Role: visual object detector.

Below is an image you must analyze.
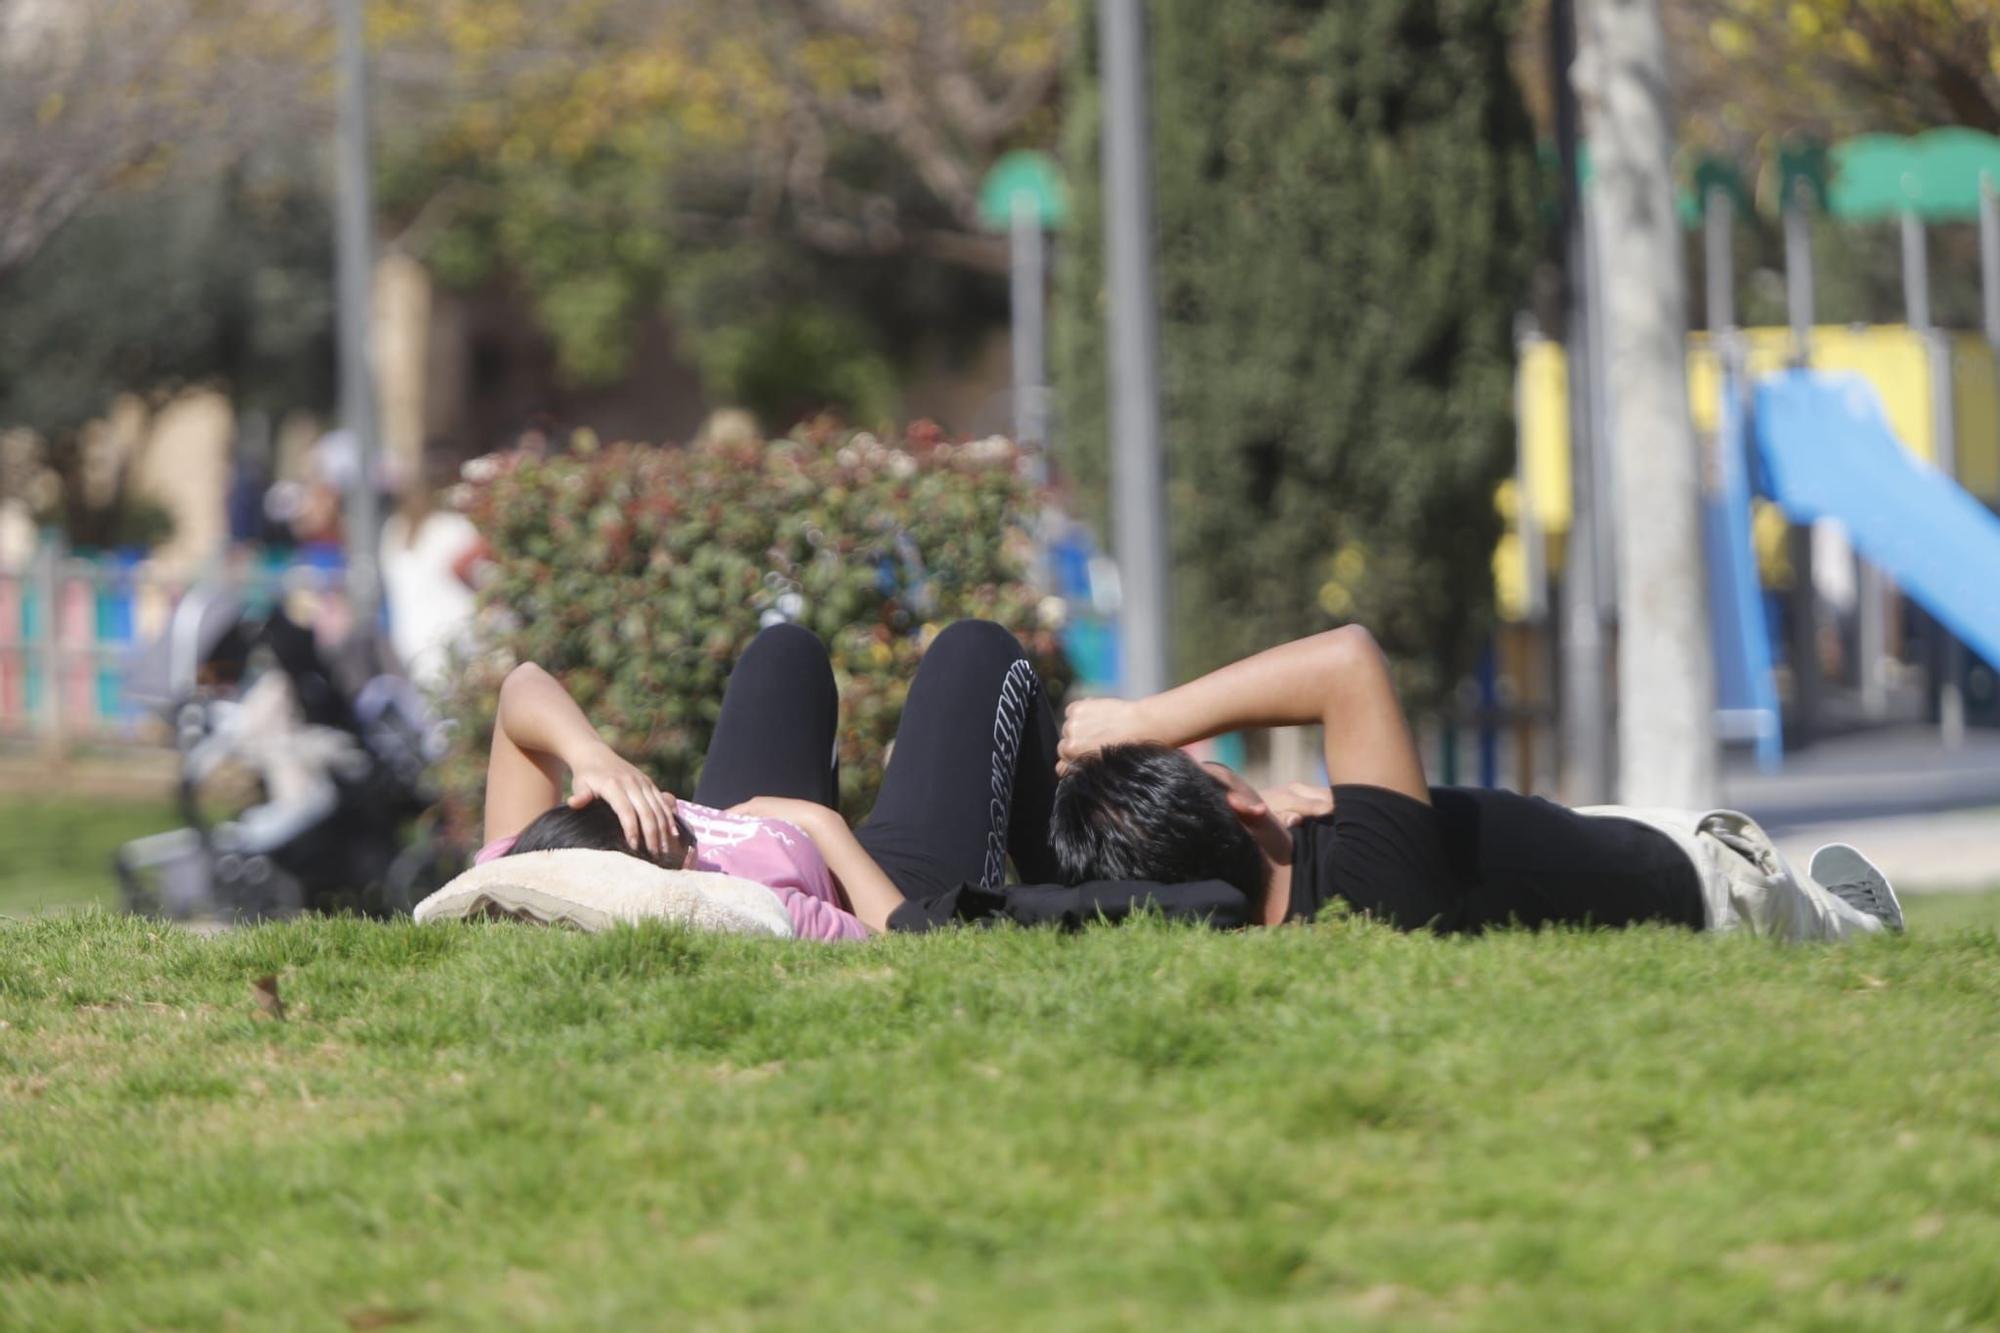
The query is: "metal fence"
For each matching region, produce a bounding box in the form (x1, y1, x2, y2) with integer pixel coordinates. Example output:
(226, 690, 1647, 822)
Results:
(0, 539, 349, 750)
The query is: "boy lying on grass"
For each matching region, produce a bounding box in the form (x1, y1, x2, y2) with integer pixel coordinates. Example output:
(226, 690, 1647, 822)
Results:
(1052, 626, 1900, 940)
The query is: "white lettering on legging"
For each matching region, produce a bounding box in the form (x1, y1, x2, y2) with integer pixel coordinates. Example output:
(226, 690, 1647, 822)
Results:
(983, 659, 1039, 889)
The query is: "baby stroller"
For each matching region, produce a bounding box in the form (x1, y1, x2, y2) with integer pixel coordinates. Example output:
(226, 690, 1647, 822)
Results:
(115, 585, 455, 923)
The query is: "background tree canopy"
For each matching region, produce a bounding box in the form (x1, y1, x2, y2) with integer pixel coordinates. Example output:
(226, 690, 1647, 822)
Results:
(1056, 0, 1541, 702)
(7, 0, 1994, 664)
(370, 0, 1068, 423)
(0, 158, 334, 546)
(1667, 0, 2000, 156)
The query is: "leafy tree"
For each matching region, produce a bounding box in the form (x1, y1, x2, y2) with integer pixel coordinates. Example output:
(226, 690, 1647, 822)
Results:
(0, 0, 338, 548)
(1055, 0, 1541, 700)
(6, 0, 1068, 443)
(371, 0, 1067, 416)
(1667, 0, 2000, 157)
(0, 162, 335, 546)
(0, 0, 322, 278)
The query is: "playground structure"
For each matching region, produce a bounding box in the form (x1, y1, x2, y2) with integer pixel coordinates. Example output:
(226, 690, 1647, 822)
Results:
(1496, 129, 2000, 786)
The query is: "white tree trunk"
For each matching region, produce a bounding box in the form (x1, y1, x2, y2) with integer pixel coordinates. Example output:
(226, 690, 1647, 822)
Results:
(1577, 0, 1720, 809)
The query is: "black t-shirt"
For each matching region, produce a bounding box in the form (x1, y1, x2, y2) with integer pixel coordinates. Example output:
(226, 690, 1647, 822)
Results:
(1286, 784, 1705, 933)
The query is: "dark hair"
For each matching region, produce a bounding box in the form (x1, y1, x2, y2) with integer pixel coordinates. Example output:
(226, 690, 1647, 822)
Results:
(1049, 743, 1267, 899)
(507, 798, 688, 867)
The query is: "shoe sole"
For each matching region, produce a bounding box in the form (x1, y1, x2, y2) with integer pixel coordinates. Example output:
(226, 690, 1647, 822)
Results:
(1810, 842, 1905, 933)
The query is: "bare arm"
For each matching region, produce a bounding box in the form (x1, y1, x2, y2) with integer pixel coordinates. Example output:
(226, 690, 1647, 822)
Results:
(484, 662, 681, 857)
(729, 796, 905, 935)
(1058, 626, 1429, 805)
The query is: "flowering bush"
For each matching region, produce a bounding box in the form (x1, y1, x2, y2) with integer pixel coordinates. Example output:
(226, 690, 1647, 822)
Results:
(434, 423, 1065, 831)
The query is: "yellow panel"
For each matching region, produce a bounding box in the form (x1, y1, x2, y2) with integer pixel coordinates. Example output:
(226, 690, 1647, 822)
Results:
(1803, 325, 1935, 463)
(1516, 337, 1572, 534)
(1537, 325, 1940, 477)
(1724, 328, 1795, 382)
(1751, 498, 1794, 590)
(1492, 529, 1529, 623)
(1687, 341, 1721, 435)
(1951, 334, 2000, 502)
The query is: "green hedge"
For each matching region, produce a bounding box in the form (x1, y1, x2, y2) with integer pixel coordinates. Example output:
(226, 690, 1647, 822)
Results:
(436, 425, 1063, 831)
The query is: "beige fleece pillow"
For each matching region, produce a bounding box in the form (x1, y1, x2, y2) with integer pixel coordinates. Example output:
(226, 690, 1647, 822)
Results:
(413, 849, 795, 939)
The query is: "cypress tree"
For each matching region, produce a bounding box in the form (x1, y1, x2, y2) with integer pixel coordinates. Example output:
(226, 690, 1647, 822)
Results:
(1055, 0, 1540, 702)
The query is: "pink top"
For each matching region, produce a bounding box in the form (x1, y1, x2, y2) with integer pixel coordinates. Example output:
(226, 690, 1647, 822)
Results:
(475, 800, 870, 941)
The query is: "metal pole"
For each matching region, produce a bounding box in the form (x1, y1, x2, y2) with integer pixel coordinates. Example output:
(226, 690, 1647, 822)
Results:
(1584, 179, 1617, 624)
(1781, 175, 1820, 745)
(1709, 187, 1769, 759)
(1703, 186, 1734, 335)
(1009, 192, 1049, 459)
(1930, 325, 1965, 748)
(1899, 205, 1963, 747)
(334, 0, 383, 628)
(1852, 209, 1935, 722)
(34, 536, 62, 756)
(1976, 173, 2000, 738)
(1097, 0, 1171, 698)
(1551, 0, 1608, 803)
(1900, 209, 1931, 333)
(1784, 183, 1814, 366)
(1982, 173, 2000, 345)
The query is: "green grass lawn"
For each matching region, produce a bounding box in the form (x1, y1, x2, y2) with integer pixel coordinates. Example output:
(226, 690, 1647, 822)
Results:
(0, 796, 178, 917)
(5, 905, 1999, 1330)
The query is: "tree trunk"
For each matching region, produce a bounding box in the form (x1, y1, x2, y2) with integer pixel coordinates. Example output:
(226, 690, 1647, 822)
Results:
(1577, 0, 1719, 808)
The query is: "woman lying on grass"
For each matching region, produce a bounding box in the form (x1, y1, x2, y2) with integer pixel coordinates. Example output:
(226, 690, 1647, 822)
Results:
(478, 620, 1068, 937)
(1051, 625, 1901, 940)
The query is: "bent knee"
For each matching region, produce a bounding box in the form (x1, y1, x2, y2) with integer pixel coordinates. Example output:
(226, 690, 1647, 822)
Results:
(927, 618, 1020, 658)
(740, 621, 831, 672)
(747, 620, 823, 651)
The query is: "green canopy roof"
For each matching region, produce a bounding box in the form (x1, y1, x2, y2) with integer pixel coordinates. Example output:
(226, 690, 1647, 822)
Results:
(1829, 129, 2000, 221)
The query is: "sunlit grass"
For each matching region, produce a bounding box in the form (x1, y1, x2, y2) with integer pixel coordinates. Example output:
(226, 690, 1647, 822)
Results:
(0, 796, 176, 917)
(4, 906, 1997, 1329)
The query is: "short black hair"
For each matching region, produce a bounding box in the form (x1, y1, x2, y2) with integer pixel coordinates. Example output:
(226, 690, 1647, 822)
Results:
(1049, 743, 1267, 899)
(507, 798, 689, 867)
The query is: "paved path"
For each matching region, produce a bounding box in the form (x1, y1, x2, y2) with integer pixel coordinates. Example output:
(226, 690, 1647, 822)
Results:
(0, 748, 177, 800)
(1769, 807, 2000, 893)
(1723, 726, 2000, 892)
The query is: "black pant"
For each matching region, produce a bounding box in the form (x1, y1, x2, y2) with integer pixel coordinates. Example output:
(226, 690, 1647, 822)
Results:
(692, 620, 1062, 900)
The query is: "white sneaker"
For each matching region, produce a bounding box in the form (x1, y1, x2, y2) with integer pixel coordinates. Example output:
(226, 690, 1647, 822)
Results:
(1809, 843, 1904, 933)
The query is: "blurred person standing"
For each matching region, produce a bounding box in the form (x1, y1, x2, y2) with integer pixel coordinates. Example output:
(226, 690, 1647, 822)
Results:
(380, 443, 486, 692)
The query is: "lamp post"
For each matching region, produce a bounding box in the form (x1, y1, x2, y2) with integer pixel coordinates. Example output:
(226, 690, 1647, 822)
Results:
(334, 0, 383, 626)
(978, 151, 1069, 469)
(1096, 0, 1171, 698)
(1551, 0, 1609, 802)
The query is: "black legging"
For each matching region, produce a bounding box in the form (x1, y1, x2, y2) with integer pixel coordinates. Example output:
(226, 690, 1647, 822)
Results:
(691, 620, 1062, 900)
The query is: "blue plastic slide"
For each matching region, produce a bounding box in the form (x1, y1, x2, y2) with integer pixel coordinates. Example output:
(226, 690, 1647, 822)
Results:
(1753, 370, 2000, 670)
